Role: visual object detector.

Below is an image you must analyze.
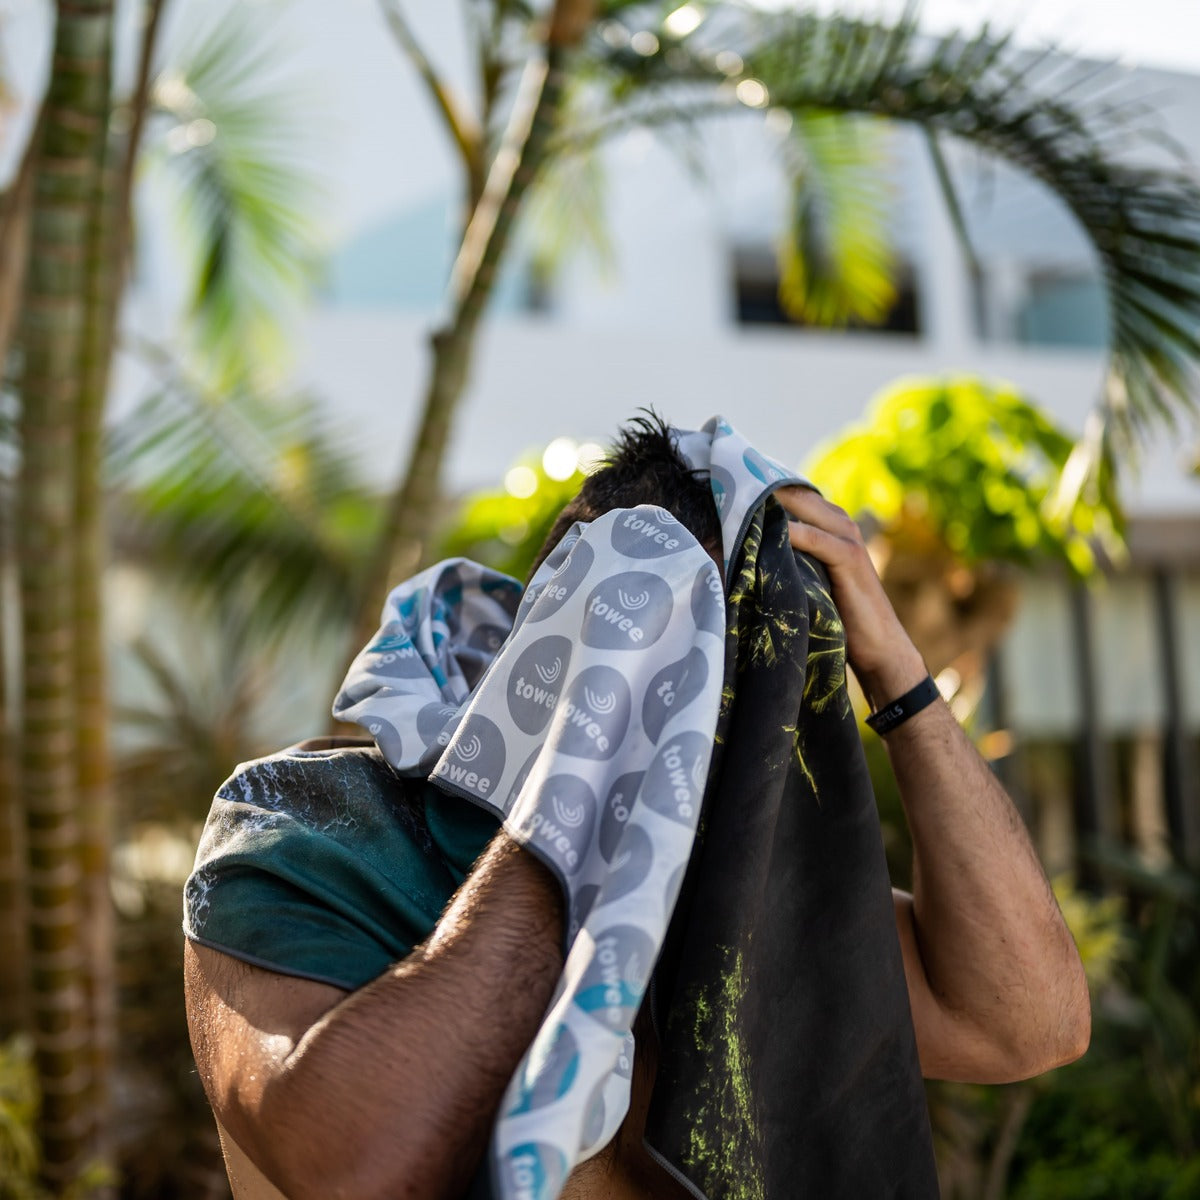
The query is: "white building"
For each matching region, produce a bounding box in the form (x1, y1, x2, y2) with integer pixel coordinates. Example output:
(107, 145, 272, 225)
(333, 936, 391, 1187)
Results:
(5, 0, 1200, 868)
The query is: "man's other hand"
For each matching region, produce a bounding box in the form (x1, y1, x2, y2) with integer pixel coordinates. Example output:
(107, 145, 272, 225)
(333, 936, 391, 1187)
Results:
(776, 485, 925, 707)
(774, 483, 1091, 1084)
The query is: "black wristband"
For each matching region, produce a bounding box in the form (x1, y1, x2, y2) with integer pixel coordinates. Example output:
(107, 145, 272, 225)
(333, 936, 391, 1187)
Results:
(865, 674, 940, 735)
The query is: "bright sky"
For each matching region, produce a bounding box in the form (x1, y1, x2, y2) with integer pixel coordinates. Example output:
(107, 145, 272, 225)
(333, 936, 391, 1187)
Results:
(797, 0, 1200, 75)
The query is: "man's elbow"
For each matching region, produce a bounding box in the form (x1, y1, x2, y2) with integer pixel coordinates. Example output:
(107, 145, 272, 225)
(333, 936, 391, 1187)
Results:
(1049, 961, 1092, 1068)
(1000, 958, 1092, 1080)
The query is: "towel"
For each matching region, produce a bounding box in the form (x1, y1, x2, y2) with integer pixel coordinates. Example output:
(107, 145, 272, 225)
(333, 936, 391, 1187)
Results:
(332, 416, 938, 1198)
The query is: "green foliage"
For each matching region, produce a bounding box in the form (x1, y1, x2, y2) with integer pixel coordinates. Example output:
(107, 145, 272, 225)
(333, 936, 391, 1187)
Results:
(0, 1036, 40, 1199)
(109, 371, 379, 646)
(578, 5, 1200, 441)
(778, 111, 896, 327)
(438, 445, 594, 581)
(1053, 876, 1130, 992)
(1013, 1137, 1200, 1200)
(1007, 861, 1200, 1196)
(147, 0, 328, 387)
(0, 1036, 115, 1200)
(802, 376, 1124, 576)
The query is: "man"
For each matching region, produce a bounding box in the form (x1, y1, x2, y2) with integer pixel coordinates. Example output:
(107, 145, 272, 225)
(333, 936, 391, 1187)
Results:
(183, 416, 1089, 1199)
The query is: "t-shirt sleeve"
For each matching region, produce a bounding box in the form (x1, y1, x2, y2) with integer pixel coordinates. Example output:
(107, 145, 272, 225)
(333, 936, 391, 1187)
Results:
(182, 746, 494, 991)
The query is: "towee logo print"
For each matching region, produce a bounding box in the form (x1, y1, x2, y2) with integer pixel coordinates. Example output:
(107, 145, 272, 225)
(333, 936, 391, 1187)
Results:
(599, 824, 654, 907)
(521, 540, 594, 625)
(641, 647, 710, 742)
(510, 1023, 580, 1115)
(574, 925, 656, 1031)
(690, 562, 725, 636)
(599, 771, 644, 861)
(364, 629, 429, 679)
(433, 712, 506, 797)
(524, 774, 597, 874)
(609, 506, 690, 559)
(556, 666, 631, 760)
(742, 446, 790, 485)
(505, 1142, 567, 1200)
(416, 701, 462, 749)
(642, 730, 710, 827)
(364, 716, 404, 765)
(581, 573, 674, 651)
(506, 635, 573, 735)
(709, 465, 736, 519)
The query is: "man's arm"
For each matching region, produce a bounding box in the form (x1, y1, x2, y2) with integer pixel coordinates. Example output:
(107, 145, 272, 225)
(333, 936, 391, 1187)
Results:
(779, 486, 1091, 1083)
(184, 832, 565, 1200)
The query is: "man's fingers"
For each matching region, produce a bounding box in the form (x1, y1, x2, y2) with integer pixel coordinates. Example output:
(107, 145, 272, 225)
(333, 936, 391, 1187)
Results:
(776, 486, 863, 544)
(787, 518, 855, 565)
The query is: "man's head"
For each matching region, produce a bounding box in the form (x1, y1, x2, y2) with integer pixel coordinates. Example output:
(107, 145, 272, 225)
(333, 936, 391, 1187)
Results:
(528, 412, 722, 581)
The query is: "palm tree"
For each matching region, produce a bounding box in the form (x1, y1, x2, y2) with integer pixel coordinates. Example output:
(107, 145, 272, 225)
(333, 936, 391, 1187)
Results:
(2, 1, 326, 1187)
(353, 0, 1200, 653)
(16, 1, 116, 1187)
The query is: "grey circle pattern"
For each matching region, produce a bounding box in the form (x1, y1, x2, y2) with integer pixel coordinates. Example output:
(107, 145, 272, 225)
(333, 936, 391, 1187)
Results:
(609, 506, 690, 559)
(512, 1024, 580, 1115)
(641, 648, 710, 743)
(521, 537, 595, 626)
(556, 666, 632, 761)
(690, 561, 726, 637)
(581, 572, 675, 651)
(330, 419, 810, 1200)
(519, 774, 597, 876)
(506, 635, 574, 735)
(599, 771, 645, 862)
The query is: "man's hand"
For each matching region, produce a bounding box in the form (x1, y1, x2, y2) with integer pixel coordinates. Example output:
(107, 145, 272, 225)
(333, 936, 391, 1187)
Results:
(775, 484, 1091, 1083)
(776, 485, 926, 708)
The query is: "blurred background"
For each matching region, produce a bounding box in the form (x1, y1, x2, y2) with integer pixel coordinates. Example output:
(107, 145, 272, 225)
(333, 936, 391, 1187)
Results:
(2, 0, 1200, 1196)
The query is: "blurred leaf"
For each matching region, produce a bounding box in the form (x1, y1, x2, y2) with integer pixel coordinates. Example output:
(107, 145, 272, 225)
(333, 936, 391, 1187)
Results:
(1053, 875, 1131, 992)
(147, 1, 328, 387)
(574, 6, 1200, 442)
(438, 446, 592, 580)
(522, 89, 614, 283)
(109, 355, 379, 646)
(803, 376, 1125, 576)
(778, 111, 896, 327)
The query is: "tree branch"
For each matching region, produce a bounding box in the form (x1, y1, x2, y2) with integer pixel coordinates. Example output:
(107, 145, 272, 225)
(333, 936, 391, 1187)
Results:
(377, 0, 483, 178)
(0, 102, 46, 377)
(111, 0, 167, 294)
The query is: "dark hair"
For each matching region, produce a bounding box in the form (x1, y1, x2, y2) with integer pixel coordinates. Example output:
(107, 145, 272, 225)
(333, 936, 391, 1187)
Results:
(528, 411, 721, 580)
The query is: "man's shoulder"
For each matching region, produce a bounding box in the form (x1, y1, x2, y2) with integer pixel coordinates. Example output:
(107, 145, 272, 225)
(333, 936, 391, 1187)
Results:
(217, 735, 433, 848)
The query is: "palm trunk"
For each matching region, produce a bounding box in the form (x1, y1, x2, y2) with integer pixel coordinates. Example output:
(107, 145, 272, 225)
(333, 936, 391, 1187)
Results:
(0, 527, 28, 1038)
(349, 4, 592, 655)
(0, 94, 44, 1052)
(16, 0, 115, 1186)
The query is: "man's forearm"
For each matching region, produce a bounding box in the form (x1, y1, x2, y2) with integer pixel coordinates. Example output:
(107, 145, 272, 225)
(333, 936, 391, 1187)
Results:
(779, 485, 1089, 1083)
(207, 832, 565, 1200)
(865, 654, 1091, 1081)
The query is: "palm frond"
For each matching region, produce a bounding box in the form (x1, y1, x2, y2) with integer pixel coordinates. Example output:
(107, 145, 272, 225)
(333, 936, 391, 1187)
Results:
(146, 1, 328, 387)
(108, 352, 379, 645)
(777, 111, 896, 326)
(521, 79, 615, 283)
(574, 5, 1200, 440)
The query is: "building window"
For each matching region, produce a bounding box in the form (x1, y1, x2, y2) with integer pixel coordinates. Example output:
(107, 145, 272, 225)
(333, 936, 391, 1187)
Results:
(730, 247, 921, 336)
(1016, 271, 1108, 349)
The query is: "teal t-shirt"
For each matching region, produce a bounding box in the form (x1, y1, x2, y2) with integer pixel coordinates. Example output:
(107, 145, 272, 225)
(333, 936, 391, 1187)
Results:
(182, 739, 500, 990)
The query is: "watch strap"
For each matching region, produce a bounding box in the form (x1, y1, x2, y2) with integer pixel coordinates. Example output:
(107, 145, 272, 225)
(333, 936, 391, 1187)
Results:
(865, 674, 940, 735)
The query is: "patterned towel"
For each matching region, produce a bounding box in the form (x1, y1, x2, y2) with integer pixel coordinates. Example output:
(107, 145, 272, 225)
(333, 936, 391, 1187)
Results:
(332, 417, 815, 1196)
